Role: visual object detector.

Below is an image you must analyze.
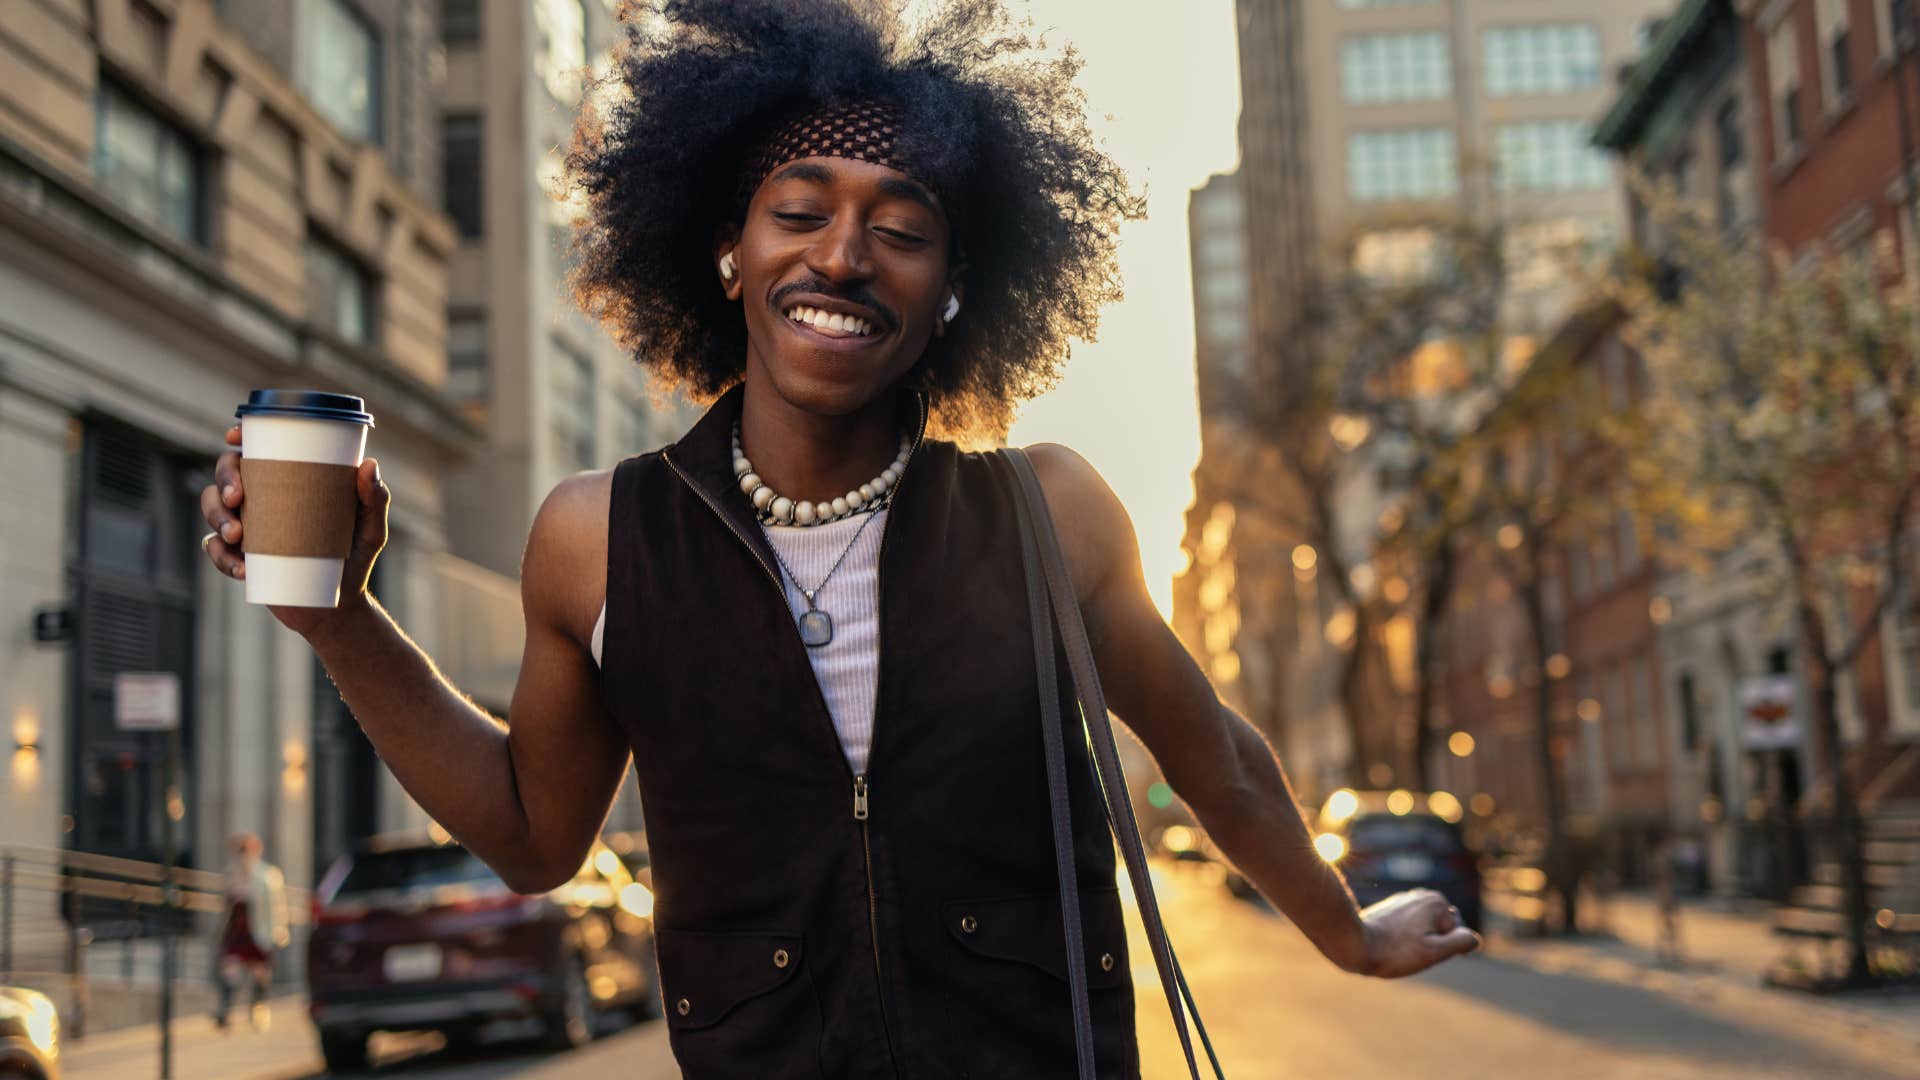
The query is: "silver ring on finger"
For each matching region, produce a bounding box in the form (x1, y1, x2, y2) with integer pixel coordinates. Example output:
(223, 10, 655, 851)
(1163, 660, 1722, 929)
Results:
(201, 531, 218, 554)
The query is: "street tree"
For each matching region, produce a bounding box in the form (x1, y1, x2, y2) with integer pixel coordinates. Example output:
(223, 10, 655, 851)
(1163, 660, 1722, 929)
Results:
(1607, 178, 1920, 986)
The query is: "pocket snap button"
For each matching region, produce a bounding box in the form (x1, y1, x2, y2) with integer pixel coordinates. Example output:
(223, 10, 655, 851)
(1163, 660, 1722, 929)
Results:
(960, 915, 978, 934)
(676, 997, 691, 1016)
(773, 948, 790, 968)
(1100, 952, 1115, 972)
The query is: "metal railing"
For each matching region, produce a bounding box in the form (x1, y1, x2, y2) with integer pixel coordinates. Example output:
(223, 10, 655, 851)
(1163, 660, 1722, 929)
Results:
(0, 844, 312, 1043)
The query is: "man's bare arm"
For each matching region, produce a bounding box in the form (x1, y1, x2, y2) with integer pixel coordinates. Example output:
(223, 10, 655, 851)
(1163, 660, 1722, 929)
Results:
(204, 438, 630, 894)
(1026, 444, 1477, 977)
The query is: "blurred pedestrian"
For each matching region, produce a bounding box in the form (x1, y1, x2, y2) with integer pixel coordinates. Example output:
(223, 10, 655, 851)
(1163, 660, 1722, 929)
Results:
(198, 1, 1479, 1073)
(1654, 833, 1684, 966)
(213, 832, 287, 1031)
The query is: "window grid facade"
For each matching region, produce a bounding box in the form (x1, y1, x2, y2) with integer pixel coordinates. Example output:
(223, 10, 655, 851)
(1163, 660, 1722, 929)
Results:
(551, 336, 597, 468)
(442, 113, 482, 239)
(1494, 120, 1612, 192)
(1341, 32, 1451, 104)
(305, 234, 374, 346)
(1817, 0, 1854, 107)
(1769, 16, 1802, 157)
(1483, 24, 1602, 97)
(296, 0, 380, 144)
(1347, 129, 1458, 202)
(93, 81, 205, 247)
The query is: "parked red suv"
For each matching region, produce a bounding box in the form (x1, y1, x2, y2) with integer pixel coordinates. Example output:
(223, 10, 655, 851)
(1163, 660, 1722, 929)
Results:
(306, 832, 659, 1073)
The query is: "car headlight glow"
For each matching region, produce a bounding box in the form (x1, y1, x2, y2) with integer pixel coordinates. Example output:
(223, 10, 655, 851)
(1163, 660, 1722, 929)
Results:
(24, 994, 57, 1055)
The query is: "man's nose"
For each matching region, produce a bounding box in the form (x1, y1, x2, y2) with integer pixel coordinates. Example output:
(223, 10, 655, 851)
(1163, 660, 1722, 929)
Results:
(805, 215, 875, 283)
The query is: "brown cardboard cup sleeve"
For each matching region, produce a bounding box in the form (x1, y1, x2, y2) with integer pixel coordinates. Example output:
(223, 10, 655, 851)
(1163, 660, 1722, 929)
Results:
(239, 459, 360, 558)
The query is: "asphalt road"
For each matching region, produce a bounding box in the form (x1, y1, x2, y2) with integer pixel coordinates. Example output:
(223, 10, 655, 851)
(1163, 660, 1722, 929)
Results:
(65, 863, 1920, 1079)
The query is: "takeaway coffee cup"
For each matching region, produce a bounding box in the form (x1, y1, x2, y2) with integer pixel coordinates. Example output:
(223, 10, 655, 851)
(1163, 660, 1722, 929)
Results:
(234, 390, 375, 607)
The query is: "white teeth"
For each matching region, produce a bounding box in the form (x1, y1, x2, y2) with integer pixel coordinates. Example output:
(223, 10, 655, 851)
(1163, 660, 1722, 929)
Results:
(785, 306, 873, 336)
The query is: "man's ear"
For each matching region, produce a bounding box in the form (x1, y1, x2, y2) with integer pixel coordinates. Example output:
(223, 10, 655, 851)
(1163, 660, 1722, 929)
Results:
(714, 226, 743, 302)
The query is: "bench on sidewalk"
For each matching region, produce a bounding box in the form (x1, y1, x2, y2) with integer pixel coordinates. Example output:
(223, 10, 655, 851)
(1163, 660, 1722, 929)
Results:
(1770, 808, 1920, 980)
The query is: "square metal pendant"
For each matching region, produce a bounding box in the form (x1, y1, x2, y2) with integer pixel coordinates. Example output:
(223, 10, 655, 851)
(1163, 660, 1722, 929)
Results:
(798, 609, 834, 648)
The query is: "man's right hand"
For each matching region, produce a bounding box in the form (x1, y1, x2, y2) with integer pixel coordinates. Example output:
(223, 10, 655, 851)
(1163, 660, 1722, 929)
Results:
(198, 423, 393, 639)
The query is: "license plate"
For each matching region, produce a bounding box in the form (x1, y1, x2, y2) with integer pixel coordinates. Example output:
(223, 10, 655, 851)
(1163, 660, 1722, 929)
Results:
(382, 944, 443, 982)
(1384, 854, 1433, 881)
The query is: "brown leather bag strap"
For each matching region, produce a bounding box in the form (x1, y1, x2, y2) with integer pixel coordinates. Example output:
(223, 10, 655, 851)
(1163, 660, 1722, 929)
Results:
(997, 448, 1224, 1080)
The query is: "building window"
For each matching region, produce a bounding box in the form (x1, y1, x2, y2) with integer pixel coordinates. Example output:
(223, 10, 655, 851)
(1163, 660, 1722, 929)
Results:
(1483, 24, 1602, 98)
(1493, 120, 1612, 192)
(1633, 657, 1659, 768)
(551, 336, 597, 467)
(1606, 666, 1632, 769)
(1715, 99, 1746, 229)
(1677, 672, 1701, 752)
(448, 309, 488, 401)
(296, 0, 380, 144)
(442, 113, 483, 239)
(1347, 129, 1458, 202)
(534, 0, 588, 103)
(92, 82, 206, 247)
(1881, 0, 1918, 57)
(1341, 32, 1451, 104)
(1817, 0, 1854, 108)
(305, 234, 374, 346)
(1769, 16, 1802, 158)
(441, 0, 480, 44)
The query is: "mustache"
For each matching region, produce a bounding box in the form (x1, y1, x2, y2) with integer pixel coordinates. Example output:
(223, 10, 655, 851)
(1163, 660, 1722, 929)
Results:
(770, 277, 897, 332)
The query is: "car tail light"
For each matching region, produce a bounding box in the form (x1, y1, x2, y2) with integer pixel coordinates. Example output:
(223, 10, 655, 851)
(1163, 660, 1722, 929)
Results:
(314, 902, 372, 927)
(447, 892, 542, 918)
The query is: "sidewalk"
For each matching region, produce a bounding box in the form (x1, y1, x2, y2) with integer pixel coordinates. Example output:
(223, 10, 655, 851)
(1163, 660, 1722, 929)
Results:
(57, 995, 321, 1080)
(1486, 889, 1920, 1061)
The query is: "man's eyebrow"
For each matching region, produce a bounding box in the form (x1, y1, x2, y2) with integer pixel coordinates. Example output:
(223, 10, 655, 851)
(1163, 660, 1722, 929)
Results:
(769, 161, 835, 185)
(877, 177, 939, 214)
(767, 161, 939, 214)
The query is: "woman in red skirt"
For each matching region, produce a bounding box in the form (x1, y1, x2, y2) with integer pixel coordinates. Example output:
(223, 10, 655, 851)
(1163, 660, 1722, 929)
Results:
(214, 833, 287, 1031)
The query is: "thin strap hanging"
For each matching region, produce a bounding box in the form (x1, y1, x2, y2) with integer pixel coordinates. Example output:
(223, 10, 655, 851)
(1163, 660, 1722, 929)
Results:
(997, 448, 1226, 1080)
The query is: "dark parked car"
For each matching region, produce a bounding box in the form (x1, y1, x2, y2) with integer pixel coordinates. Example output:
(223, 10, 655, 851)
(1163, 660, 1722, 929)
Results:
(1316, 789, 1482, 931)
(307, 833, 659, 1073)
(0, 986, 59, 1080)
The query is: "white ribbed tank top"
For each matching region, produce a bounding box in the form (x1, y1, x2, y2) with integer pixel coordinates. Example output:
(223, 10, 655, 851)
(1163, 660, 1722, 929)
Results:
(590, 508, 887, 774)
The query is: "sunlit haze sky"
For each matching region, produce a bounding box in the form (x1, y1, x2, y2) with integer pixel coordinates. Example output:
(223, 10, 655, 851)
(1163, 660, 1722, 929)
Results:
(996, 1, 1242, 619)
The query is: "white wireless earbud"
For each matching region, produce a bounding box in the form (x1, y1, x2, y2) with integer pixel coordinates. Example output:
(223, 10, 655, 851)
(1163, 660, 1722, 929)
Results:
(942, 295, 961, 323)
(719, 251, 737, 281)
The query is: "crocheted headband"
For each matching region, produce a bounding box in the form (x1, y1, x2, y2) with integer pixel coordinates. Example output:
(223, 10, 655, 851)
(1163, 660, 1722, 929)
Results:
(733, 100, 943, 216)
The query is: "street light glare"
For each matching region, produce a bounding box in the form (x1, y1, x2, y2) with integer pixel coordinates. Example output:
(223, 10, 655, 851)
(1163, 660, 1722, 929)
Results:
(1449, 731, 1477, 757)
(1313, 832, 1347, 863)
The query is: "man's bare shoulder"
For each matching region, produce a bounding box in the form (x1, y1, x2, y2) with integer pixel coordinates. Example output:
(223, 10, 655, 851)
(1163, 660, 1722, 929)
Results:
(524, 467, 617, 647)
(1017, 443, 1138, 604)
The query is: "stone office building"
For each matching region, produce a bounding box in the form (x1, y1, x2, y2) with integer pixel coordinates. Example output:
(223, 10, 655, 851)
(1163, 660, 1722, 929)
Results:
(0, 0, 522, 918)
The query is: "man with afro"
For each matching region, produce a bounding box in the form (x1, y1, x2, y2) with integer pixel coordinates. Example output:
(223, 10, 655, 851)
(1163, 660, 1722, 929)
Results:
(199, 2, 1479, 1075)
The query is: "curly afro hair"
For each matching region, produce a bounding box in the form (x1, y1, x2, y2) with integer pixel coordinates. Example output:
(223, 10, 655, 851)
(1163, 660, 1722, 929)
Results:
(565, 0, 1145, 439)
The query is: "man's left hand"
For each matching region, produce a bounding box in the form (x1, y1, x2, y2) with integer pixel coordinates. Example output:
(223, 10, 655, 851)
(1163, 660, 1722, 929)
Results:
(1356, 888, 1482, 978)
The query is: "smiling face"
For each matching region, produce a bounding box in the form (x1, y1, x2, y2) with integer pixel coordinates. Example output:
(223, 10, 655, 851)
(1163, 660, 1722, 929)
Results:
(720, 156, 963, 418)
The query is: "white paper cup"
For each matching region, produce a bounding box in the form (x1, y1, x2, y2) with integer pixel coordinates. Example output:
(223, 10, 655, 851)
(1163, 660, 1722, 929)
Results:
(234, 390, 375, 608)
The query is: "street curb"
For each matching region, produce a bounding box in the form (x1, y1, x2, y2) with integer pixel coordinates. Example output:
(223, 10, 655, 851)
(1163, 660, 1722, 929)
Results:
(1483, 935, 1920, 1067)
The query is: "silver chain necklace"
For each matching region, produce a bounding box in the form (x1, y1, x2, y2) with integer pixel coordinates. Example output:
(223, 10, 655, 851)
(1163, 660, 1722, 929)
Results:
(763, 508, 886, 648)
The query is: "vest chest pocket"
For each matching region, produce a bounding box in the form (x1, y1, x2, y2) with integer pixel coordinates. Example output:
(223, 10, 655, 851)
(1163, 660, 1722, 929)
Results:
(656, 928, 825, 1079)
(936, 889, 1140, 1078)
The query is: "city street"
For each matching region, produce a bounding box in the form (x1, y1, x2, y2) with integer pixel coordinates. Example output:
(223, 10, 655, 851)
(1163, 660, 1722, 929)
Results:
(56, 863, 1920, 1080)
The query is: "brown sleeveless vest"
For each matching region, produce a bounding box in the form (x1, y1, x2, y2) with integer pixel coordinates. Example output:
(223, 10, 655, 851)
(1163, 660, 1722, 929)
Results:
(600, 385, 1138, 1078)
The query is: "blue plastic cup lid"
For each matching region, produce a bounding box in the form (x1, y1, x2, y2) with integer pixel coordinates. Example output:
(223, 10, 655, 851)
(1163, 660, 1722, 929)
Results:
(235, 389, 374, 427)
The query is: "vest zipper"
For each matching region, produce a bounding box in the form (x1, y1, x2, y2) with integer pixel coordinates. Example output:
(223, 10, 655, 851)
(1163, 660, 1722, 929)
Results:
(858, 413, 922, 1076)
(663, 430, 921, 1077)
